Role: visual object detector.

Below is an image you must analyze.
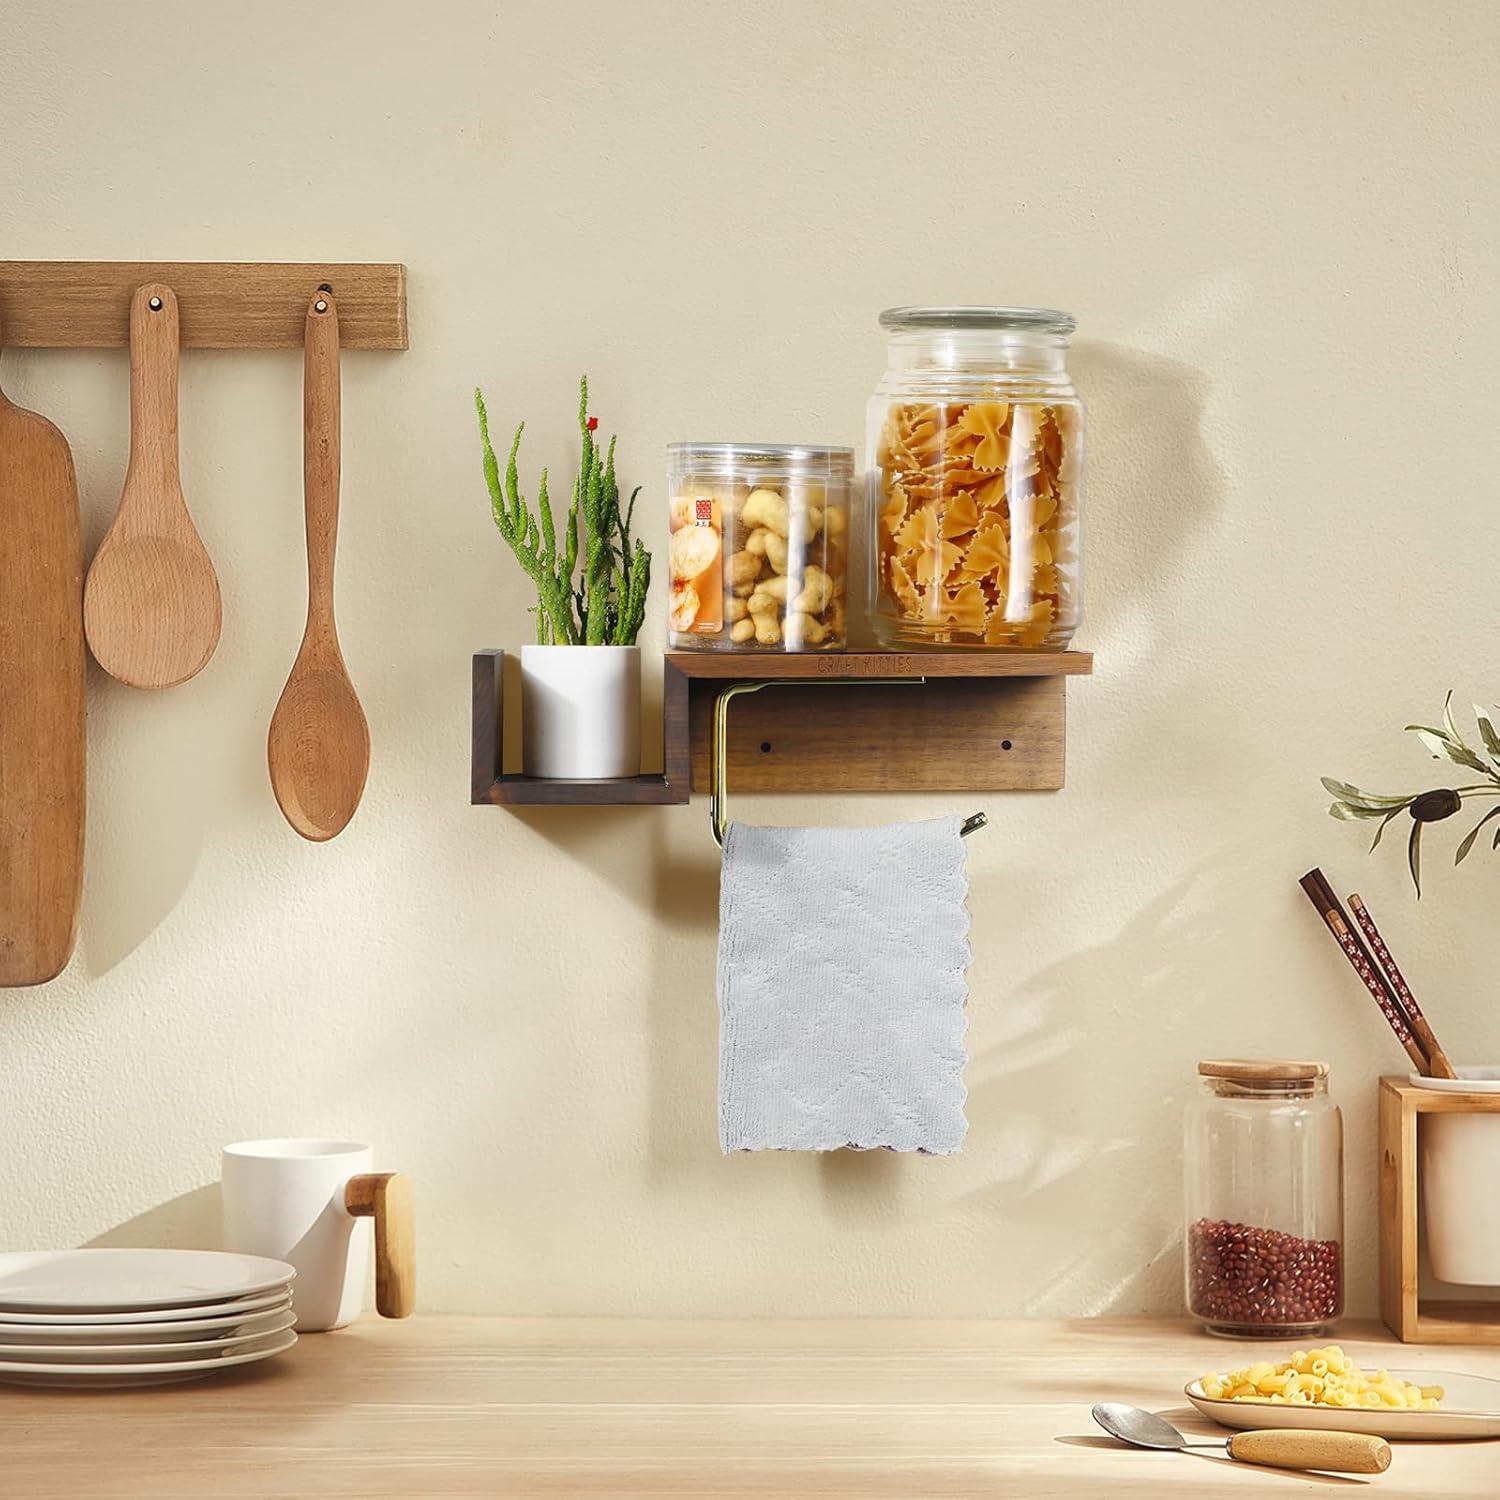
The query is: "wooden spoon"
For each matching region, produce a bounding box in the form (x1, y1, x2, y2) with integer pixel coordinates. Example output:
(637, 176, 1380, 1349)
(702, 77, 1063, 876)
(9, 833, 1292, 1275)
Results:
(83, 284, 222, 688)
(267, 290, 369, 840)
(0, 314, 87, 984)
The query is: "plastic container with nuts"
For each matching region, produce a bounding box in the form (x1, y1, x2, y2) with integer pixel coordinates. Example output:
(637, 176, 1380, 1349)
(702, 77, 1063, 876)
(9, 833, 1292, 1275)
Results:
(666, 443, 851, 651)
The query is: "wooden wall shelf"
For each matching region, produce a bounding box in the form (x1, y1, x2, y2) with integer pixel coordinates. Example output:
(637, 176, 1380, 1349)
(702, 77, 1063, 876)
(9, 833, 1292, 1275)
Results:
(664, 651, 1092, 681)
(471, 648, 1092, 807)
(0, 262, 408, 349)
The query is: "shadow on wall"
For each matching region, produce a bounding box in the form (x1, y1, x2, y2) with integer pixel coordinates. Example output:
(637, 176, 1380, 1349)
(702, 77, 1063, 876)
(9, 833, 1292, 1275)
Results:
(961, 857, 1270, 1315)
(76, 661, 215, 979)
(82, 1183, 221, 1250)
(1068, 335, 1226, 624)
(1066, 336, 1229, 783)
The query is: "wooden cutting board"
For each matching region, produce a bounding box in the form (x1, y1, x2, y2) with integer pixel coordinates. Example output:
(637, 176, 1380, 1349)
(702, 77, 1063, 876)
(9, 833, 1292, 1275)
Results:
(0, 351, 86, 985)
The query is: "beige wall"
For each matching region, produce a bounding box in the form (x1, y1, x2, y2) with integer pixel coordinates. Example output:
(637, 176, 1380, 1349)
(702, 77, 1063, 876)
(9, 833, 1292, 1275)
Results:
(2, 0, 1497, 1317)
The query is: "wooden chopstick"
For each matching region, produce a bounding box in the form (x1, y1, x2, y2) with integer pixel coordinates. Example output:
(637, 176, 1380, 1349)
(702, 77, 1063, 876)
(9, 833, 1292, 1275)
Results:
(1348, 894, 1457, 1079)
(1300, 868, 1429, 1073)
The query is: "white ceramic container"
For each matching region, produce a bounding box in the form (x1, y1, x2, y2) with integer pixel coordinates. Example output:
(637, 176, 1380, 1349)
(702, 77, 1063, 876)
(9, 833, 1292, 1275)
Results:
(520, 643, 640, 778)
(221, 1139, 373, 1332)
(1413, 1068, 1500, 1286)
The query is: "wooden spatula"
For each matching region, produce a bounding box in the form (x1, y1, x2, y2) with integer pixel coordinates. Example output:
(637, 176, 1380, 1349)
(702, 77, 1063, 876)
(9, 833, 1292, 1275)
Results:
(0, 317, 87, 985)
(267, 290, 370, 841)
(83, 284, 222, 689)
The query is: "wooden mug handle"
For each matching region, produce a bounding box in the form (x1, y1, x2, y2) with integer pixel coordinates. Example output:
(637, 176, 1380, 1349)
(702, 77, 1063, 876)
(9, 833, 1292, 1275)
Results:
(1228, 1429, 1391, 1474)
(345, 1172, 415, 1318)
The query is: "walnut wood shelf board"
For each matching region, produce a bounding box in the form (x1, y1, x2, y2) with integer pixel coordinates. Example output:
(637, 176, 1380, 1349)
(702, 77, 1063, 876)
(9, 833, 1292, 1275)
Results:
(664, 649, 1092, 680)
(687, 675, 1064, 793)
(0, 262, 408, 349)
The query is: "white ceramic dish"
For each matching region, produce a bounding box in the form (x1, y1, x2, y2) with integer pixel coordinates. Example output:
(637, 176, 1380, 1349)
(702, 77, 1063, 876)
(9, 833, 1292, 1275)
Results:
(0, 1302, 291, 1344)
(0, 1249, 294, 1311)
(0, 1287, 291, 1326)
(1186, 1370, 1500, 1440)
(0, 1300, 292, 1342)
(0, 1313, 297, 1362)
(0, 1328, 297, 1388)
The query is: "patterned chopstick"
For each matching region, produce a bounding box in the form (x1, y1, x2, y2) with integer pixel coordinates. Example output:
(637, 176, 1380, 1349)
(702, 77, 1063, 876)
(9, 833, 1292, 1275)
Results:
(1348, 894, 1457, 1079)
(1300, 869, 1429, 1072)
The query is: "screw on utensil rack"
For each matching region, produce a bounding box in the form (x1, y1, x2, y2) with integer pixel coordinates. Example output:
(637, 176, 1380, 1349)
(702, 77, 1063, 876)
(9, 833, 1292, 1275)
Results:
(709, 677, 987, 848)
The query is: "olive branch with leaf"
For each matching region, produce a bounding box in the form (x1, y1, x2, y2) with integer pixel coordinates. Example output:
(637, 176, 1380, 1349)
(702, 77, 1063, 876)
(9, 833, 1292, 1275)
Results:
(1324, 693, 1500, 897)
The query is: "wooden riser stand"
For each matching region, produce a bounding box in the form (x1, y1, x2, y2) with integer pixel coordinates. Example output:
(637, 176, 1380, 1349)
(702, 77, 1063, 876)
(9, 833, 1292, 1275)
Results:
(1379, 1075, 1500, 1343)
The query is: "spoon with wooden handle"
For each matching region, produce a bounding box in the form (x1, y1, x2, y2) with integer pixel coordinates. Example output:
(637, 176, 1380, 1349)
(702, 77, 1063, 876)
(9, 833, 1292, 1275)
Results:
(84, 284, 222, 688)
(1093, 1404, 1391, 1474)
(267, 290, 370, 840)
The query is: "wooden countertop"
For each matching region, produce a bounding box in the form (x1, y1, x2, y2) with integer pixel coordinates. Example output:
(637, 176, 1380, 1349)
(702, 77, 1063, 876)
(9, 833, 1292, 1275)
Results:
(7, 1317, 1498, 1496)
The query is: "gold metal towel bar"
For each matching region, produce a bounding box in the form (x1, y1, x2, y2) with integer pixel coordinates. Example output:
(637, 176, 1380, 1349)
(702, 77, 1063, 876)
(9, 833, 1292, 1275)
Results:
(709, 678, 989, 847)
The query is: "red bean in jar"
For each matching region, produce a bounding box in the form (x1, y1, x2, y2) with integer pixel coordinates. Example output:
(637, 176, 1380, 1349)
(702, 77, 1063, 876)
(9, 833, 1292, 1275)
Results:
(1184, 1062, 1343, 1337)
(1188, 1219, 1342, 1336)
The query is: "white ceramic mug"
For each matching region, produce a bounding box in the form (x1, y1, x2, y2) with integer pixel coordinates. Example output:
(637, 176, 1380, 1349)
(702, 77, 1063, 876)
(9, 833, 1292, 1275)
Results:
(221, 1138, 414, 1331)
(1414, 1069, 1500, 1286)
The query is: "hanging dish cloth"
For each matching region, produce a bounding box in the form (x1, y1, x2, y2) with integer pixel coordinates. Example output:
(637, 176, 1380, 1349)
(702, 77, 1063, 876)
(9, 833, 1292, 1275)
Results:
(716, 815, 971, 1153)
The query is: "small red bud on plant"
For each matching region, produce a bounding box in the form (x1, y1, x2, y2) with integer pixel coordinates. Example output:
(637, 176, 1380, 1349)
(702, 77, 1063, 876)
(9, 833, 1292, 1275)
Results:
(586, 416, 598, 431)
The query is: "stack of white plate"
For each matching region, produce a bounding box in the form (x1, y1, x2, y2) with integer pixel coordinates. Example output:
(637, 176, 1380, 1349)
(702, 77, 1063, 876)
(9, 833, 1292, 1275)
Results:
(0, 1249, 297, 1388)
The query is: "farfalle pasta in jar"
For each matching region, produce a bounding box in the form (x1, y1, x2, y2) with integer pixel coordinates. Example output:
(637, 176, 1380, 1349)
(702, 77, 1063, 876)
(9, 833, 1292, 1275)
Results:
(667, 444, 850, 651)
(868, 307, 1082, 649)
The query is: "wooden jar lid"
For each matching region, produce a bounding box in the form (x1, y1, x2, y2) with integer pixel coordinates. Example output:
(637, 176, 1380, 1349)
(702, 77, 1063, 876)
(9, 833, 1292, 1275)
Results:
(1198, 1059, 1329, 1082)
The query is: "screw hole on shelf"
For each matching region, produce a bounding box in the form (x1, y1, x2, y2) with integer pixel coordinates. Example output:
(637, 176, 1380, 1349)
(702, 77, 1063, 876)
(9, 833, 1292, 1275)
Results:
(318, 282, 334, 293)
(148, 296, 163, 312)
(1001, 740, 1013, 751)
(759, 742, 772, 754)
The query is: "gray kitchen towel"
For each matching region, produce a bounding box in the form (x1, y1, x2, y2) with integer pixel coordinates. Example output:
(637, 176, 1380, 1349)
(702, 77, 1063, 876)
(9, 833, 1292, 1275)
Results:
(717, 816, 971, 1153)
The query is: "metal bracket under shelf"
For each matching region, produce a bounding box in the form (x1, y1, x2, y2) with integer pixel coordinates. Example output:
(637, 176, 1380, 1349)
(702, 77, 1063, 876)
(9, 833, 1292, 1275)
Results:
(709, 677, 989, 845)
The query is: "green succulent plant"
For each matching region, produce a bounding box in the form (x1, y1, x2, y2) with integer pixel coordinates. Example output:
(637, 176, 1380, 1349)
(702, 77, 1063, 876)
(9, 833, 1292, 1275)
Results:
(475, 375, 650, 646)
(1324, 692, 1500, 897)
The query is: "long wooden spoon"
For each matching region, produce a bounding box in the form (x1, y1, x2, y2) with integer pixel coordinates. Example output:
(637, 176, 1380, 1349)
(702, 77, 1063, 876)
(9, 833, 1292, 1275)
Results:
(84, 284, 221, 688)
(267, 290, 369, 840)
(0, 313, 86, 984)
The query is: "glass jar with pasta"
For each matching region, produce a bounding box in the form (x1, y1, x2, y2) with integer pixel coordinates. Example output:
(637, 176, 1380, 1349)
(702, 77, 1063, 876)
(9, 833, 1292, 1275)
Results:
(867, 306, 1082, 650)
(1185, 1060, 1344, 1339)
(667, 443, 851, 651)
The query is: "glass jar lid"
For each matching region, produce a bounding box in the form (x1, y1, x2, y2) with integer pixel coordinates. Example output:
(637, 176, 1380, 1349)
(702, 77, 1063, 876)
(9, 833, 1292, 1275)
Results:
(879, 305, 1076, 336)
(672, 441, 858, 477)
(1198, 1059, 1329, 1082)
(668, 442, 854, 472)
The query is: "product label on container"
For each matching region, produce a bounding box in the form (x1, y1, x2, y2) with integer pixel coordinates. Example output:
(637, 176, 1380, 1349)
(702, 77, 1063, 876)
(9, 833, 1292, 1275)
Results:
(668, 491, 724, 635)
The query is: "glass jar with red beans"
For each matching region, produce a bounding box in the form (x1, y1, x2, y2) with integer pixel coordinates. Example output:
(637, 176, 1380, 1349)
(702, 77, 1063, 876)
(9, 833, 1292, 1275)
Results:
(1185, 1060, 1343, 1338)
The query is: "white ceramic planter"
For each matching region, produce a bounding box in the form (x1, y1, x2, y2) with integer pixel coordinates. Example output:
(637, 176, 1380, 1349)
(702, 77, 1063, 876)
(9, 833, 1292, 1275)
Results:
(520, 644, 641, 779)
(1414, 1067, 1500, 1285)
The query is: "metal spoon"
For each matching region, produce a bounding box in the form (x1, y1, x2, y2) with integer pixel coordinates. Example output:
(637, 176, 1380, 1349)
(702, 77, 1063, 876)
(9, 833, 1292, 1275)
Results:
(1092, 1403, 1391, 1474)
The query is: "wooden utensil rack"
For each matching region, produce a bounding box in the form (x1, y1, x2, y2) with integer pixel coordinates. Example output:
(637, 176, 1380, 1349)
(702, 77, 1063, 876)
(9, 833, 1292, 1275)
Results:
(471, 648, 1093, 806)
(1379, 1076, 1500, 1344)
(0, 262, 408, 349)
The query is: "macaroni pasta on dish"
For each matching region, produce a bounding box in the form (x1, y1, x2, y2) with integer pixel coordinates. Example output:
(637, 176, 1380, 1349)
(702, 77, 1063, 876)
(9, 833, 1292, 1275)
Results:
(1200, 1347, 1442, 1409)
